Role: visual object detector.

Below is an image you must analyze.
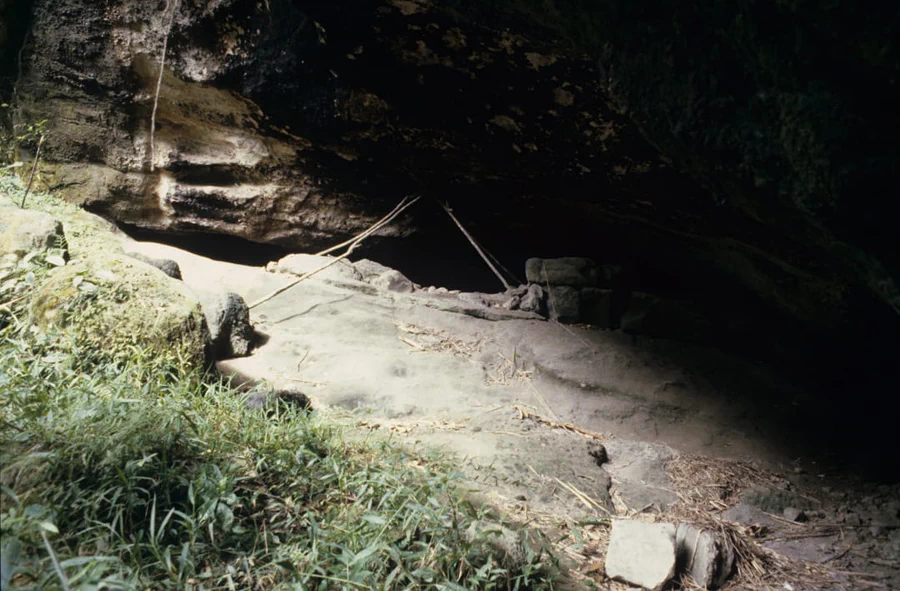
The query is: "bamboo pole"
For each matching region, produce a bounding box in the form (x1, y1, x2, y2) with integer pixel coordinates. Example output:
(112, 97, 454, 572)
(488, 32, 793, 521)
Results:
(439, 201, 510, 290)
(249, 195, 421, 309)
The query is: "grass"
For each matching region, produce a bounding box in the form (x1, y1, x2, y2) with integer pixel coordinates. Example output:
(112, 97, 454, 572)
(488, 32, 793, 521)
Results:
(0, 180, 558, 590)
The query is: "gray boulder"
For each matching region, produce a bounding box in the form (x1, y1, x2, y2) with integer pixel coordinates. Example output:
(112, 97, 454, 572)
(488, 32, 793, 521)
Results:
(197, 291, 255, 359)
(0, 206, 66, 257)
(547, 286, 580, 323)
(126, 252, 182, 280)
(675, 523, 735, 589)
(351, 258, 394, 282)
(372, 269, 415, 293)
(525, 257, 599, 287)
(270, 253, 363, 282)
(31, 252, 207, 365)
(605, 520, 676, 591)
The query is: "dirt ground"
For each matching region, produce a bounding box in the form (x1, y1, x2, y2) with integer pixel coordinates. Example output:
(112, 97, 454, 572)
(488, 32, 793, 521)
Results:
(126, 238, 900, 590)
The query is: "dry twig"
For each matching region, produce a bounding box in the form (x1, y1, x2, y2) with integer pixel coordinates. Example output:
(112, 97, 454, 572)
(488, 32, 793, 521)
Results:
(20, 134, 44, 208)
(513, 405, 610, 441)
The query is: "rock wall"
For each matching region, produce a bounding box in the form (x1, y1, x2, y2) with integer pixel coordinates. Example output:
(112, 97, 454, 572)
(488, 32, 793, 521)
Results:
(10, 0, 900, 373)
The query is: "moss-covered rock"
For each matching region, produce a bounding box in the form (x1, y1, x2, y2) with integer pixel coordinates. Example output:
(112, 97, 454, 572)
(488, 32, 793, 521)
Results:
(0, 203, 66, 257)
(31, 252, 209, 364)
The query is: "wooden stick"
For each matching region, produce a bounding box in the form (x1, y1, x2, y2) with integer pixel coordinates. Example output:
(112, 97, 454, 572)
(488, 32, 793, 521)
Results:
(250, 195, 420, 309)
(249, 244, 359, 309)
(149, 0, 178, 172)
(439, 201, 510, 290)
(529, 381, 559, 421)
(315, 194, 420, 256)
(513, 405, 609, 441)
(20, 134, 44, 208)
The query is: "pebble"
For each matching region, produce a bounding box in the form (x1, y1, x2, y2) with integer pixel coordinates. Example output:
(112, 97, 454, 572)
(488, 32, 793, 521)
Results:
(783, 507, 808, 522)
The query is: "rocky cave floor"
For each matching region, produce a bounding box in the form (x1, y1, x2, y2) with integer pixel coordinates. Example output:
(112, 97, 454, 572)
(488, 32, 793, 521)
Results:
(122, 234, 900, 591)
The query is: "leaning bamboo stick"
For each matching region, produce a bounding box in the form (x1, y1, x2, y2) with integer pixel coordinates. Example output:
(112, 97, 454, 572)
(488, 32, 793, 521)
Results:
(315, 194, 420, 257)
(439, 201, 510, 290)
(250, 195, 420, 309)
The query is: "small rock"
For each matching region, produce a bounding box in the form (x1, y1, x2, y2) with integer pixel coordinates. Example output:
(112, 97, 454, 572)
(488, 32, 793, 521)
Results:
(372, 269, 414, 293)
(742, 486, 813, 514)
(465, 520, 543, 565)
(501, 294, 521, 310)
(605, 520, 676, 591)
(126, 252, 182, 280)
(721, 504, 781, 528)
(197, 291, 255, 359)
(518, 283, 545, 315)
(587, 440, 608, 466)
(783, 507, 808, 523)
(0, 207, 67, 257)
(525, 257, 599, 287)
(245, 388, 310, 413)
(675, 524, 735, 589)
(870, 525, 884, 538)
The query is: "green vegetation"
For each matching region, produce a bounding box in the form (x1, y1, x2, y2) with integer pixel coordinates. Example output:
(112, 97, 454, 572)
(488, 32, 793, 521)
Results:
(0, 182, 557, 590)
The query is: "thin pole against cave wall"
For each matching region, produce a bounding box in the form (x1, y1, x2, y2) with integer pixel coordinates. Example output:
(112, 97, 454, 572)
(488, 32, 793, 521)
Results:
(149, 0, 179, 172)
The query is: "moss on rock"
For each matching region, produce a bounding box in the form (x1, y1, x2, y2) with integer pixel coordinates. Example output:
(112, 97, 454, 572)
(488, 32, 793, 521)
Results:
(31, 252, 209, 365)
